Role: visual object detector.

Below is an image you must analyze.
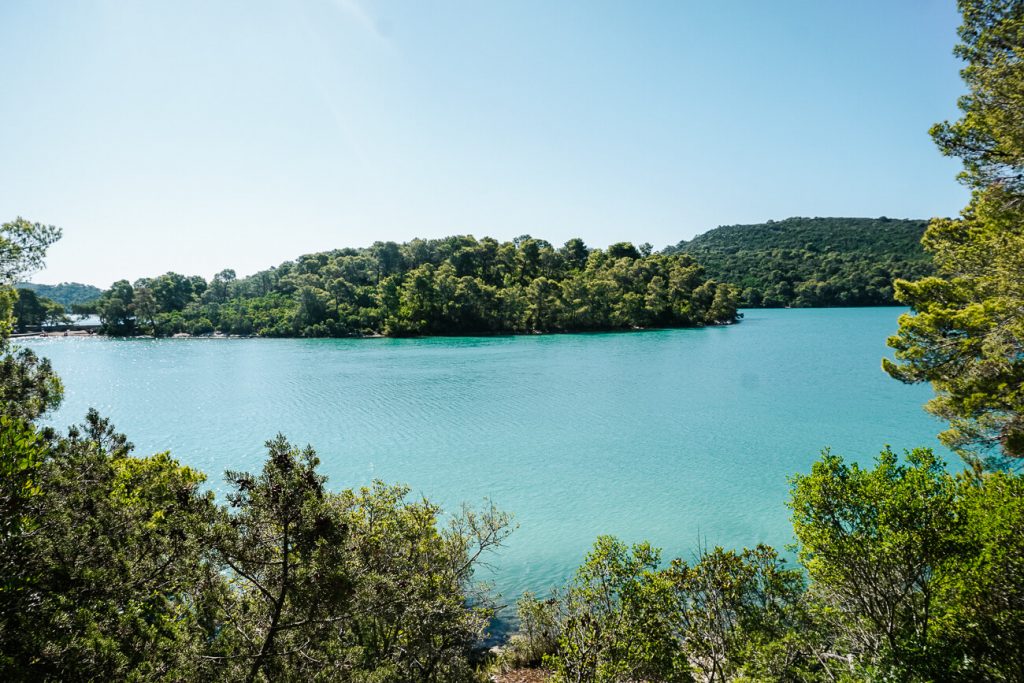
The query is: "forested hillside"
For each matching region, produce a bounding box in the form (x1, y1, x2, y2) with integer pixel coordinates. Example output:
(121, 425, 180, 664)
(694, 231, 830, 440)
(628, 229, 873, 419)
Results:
(15, 281, 103, 307)
(12, 288, 67, 331)
(94, 236, 739, 337)
(664, 217, 934, 307)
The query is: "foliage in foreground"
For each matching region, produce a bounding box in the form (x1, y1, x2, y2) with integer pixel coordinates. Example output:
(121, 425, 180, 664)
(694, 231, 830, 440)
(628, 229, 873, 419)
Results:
(525, 448, 1024, 682)
(4, 215, 1024, 681)
(0, 416, 512, 682)
(11, 288, 68, 332)
(92, 236, 739, 337)
(884, 0, 1024, 466)
(0, 238, 514, 679)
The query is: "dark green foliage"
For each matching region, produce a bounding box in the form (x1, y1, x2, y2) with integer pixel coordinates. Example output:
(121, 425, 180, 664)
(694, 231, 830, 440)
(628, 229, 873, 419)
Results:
(539, 538, 810, 682)
(12, 289, 66, 332)
(884, 0, 1024, 465)
(0, 346, 62, 421)
(0, 421, 514, 682)
(210, 435, 354, 682)
(0, 219, 61, 288)
(0, 412, 219, 682)
(96, 280, 136, 336)
(664, 217, 934, 307)
(13, 282, 103, 308)
(93, 236, 739, 337)
(789, 448, 1024, 680)
(0, 222, 515, 680)
(537, 449, 1024, 681)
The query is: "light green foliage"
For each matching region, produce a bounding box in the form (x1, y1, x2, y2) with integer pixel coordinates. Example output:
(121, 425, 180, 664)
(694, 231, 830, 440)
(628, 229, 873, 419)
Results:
(0, 218, 61, 288)
(339, 486, 513, 682)
(551, 536, 689, 683)
(666, 545, 809, 682)
(790, 447, 1024, 681)
(885, 189, 1024, 464)
(535, 447, 1024, 681)
(930, 0, 1024, 194)
(0, 416, 47, 590)
(789, 448, 963, 679)
(544, 540, 809, 683)
(0, 411, 219, 681)
(664, 217, 933, 307)
(93, 236, 739, 337)
(885, 0, 1024, 465)
(942, 471, 1024, 678)
(490, 592, 560, 673)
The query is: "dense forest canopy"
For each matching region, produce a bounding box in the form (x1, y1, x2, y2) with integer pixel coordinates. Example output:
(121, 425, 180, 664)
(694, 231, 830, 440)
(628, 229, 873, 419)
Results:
(12, 289, 67, 332)
(92, 235, 740, 337)
(14, 280, 101, 307)
(885, 0, 1024, 467)
(13, 282, 102, 308)
(22, 217, 939, 334)
(664, 217, 934, 307)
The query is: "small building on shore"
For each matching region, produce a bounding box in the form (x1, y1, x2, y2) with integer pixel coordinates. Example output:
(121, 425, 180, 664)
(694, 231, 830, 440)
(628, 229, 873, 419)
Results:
(17, 315, 104, 336)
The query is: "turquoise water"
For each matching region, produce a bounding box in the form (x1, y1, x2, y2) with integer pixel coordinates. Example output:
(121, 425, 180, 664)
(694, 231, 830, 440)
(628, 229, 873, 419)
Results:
(23, 308, 943, 601)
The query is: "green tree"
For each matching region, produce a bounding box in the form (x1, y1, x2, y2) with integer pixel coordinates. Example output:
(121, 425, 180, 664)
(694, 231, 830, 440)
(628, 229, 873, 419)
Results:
(0, 222, 63, 420)
(0, 218, 61, 289)
(666, 545, 809, 682)
(12, 289, 49, 331)
(0, 412, 220, 682)
(0, 347, 62, 420)
(341, 485, 513, 682)
(789, 448, 964, 679)
(551, 537, 689, 683)
(212, 435, 352, 682)
(884, 0, 1024, 466)
(96, 280, 136, 336)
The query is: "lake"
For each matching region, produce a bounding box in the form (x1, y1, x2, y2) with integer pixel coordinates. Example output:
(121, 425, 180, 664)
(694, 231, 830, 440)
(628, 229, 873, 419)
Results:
(23, 307, 944, 603)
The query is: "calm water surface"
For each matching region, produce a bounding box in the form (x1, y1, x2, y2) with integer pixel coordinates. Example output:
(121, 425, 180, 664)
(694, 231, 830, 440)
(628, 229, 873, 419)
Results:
(24, 308, 944, 600)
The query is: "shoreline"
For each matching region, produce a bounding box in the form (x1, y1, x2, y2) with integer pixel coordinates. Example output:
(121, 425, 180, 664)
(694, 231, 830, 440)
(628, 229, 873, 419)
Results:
(13, 321, 740, 342)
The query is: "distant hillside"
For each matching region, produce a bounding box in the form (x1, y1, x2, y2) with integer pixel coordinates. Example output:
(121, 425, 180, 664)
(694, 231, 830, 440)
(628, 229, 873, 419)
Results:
(663, 217, 934, 307)
(16, 282, 104, 308)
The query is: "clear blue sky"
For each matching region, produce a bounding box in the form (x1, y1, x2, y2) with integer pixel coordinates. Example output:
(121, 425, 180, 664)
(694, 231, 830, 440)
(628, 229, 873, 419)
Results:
(2, 0, 968, 287)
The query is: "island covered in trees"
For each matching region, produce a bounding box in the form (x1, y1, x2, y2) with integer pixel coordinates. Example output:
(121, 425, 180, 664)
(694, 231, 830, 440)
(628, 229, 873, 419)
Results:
(16, 217, 936, 337)
(87, 236, 741, 337)
(664, 216, 934, 307)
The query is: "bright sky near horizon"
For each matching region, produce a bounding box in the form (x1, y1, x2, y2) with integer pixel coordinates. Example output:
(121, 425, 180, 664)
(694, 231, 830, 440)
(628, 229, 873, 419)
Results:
(3, 0, 969, 288)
